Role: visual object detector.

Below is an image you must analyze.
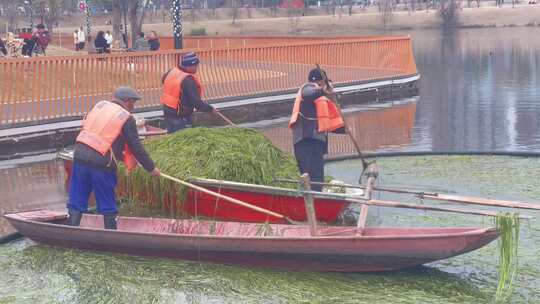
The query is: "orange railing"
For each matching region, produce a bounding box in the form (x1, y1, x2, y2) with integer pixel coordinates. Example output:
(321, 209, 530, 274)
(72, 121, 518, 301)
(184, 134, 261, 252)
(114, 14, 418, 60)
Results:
(0, 36, 417, 126)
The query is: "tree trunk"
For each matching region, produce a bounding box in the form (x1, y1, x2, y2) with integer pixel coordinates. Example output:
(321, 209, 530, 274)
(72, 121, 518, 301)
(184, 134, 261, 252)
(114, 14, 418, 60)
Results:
(112, 0, 122, 48)
(129, 1, 140, 48)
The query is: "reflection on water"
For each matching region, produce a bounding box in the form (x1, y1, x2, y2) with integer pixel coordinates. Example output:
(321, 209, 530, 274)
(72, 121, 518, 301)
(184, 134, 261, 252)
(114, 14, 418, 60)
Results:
(0, 160, 66, 237)
(261, 101, 417, 156)
(410, 27, 540, 152)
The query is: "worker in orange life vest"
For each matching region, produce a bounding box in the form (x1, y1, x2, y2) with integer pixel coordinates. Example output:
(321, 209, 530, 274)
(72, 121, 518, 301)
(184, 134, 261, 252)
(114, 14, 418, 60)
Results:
(161, 52, 215, 133)
(289, 68, 345, 191)
(67, 86, 161, 230)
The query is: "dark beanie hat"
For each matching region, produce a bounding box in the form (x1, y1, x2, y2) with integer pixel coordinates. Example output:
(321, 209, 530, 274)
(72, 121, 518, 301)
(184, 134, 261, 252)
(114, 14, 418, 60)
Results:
(181, 52, 200, 67)
(308, 68, 330, 82)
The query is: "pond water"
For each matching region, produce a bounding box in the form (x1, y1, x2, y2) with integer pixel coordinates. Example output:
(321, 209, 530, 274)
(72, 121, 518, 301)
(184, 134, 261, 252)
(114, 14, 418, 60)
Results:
(408, 27, 540, 152)
(1, 155, 539, 303)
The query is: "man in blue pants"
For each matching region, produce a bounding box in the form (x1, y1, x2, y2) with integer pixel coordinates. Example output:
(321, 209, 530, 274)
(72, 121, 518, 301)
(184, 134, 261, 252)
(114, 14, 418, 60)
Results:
(68, 86, 160, 229)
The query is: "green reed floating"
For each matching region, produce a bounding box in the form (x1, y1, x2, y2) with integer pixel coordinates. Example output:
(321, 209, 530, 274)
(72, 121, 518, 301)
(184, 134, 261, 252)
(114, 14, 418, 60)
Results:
(494, 212, 520, 303)
(119, 128, 300, 214)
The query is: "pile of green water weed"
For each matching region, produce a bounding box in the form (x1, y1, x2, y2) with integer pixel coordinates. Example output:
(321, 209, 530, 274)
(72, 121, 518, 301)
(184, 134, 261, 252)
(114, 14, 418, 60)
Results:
(119, 128, 300, 214)
(494, 213, 520, 303)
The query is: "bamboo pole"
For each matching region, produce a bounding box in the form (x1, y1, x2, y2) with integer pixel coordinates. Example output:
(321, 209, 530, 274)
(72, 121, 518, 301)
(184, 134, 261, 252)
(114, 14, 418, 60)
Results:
(300, 173, 318, 236)
(363, 199, 531, 219)
(214, 109, 239, 128)
(275, 178, 438, 196)
(356, 163, 379, 235)
(422, 194, 540, 211)
(160, 173, 295, 223)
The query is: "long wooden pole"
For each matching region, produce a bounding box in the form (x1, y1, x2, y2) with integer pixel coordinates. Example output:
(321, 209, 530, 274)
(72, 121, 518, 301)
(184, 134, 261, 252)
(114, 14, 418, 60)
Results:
(214, 110, 239, 128)
(422, 194, 540, 211)
(349, 199, 532, 219)
(160, 173, 291, 222)
(275, 178, 540, 211)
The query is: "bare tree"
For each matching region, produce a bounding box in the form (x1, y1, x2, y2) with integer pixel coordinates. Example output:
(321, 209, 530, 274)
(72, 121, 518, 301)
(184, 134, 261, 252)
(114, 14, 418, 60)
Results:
(34, 0, 61, 35)
(231, 0, 239, 24)
(245, 0, 253, 18)
(379, 0, 394, 31)
(329, 0, 337, 17)
(190, 0, 200, 23)
(127, 0, 151, 47)
(439, 0, 459, 28)
(0, 0, 18, 32)
(287, 5, 302, 33)
(112, 0, 122, 47)
(270, 0, 279, 17)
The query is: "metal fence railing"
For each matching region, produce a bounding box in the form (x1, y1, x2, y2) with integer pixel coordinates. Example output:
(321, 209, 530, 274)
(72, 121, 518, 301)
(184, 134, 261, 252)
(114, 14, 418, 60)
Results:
(0, 36, 417, 127)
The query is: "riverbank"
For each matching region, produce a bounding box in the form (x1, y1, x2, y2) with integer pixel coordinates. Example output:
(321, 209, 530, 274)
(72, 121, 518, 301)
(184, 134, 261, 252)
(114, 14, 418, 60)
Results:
(47, 4, 540, 37)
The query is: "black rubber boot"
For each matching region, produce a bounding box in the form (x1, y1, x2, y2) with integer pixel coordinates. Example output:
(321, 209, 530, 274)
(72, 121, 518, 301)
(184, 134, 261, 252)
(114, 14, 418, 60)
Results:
(67, 209, 83, 227)
(103, 214, 118, 230)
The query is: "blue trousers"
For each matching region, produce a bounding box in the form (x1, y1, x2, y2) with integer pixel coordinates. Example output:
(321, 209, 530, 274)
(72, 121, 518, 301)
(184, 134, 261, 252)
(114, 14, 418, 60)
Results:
(67, 163, 118, 215)
(293, 138, 326, 192)
(165, 116, 192, 134)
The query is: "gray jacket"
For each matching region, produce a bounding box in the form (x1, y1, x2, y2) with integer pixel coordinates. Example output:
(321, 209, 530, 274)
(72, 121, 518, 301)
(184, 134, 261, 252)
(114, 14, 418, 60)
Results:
(74, 101, 155, 172)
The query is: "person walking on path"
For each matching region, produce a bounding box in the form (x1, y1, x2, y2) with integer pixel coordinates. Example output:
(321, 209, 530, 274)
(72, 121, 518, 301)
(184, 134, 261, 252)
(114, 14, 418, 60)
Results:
(67, 86, 161, 230)
(160, 52, 215, 133)
(77, 26, 86, 51)
(288, 68, 346, 191)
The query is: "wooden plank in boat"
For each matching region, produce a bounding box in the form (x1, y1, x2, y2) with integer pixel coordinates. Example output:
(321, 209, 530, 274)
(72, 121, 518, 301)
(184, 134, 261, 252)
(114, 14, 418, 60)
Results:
(15, 210, 66, 222)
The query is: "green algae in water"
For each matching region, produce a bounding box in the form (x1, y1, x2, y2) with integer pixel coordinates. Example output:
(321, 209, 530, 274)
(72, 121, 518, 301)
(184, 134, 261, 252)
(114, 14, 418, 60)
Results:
(494, 213, 520, 303)
(120, 128, 299, 214)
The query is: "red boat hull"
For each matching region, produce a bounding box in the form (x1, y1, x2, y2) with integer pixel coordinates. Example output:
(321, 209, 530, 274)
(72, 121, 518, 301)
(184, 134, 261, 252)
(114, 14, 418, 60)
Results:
(183, 186, 348, 223)
(5, 210, 499, 272)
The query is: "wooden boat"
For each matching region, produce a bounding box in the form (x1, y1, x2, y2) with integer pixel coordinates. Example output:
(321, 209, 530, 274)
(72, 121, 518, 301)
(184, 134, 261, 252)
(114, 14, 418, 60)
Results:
(58, 150, 352, 224)
(4, 209, 499, 272)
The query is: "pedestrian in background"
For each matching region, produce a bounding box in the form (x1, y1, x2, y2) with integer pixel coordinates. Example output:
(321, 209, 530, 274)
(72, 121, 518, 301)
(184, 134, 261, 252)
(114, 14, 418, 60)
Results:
(148, 31, 160, 51)
(105, 30, 113, 50)
(77, 26, 86, 51)
(94, 31, 109, 54)
(73, 30, 79, 51)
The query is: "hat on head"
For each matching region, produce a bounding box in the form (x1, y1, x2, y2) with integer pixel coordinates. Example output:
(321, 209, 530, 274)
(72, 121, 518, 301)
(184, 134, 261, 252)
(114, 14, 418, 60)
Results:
(308, 68, 331, 82)
(181, 52, 200, 67)
(114, 86, 142, 102)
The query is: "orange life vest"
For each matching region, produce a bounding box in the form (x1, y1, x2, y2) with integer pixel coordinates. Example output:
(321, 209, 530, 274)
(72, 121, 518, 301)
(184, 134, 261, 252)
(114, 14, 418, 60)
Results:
(76, 100, 138, 172)
(160, 67, 203, 112)
(288, 85, 345, 132)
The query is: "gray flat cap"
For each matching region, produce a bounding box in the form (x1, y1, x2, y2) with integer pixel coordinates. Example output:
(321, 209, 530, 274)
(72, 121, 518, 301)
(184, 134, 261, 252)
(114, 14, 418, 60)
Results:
(114, 86, 142, 102)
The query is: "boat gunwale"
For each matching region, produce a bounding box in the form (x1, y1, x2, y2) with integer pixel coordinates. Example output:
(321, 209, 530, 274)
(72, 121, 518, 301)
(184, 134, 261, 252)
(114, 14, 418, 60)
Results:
(4, 212, 498, 242)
